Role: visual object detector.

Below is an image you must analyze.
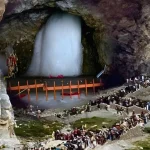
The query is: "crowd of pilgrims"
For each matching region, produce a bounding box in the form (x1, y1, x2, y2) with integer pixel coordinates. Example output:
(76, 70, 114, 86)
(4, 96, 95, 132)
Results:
(15, 75, 150, 150)
(16, 75, 150, 119)
(54, 75, 150, 119)
(53, 109, 148, 150)
(50, 76, 150, 150)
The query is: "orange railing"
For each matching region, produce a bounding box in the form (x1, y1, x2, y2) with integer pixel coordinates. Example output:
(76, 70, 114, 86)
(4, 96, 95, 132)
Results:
(7, 79, 103, 101)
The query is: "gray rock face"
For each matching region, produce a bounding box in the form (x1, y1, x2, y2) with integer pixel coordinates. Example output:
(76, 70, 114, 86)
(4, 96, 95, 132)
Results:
(0, 0, 5, 21)
(1, 0, 150, 78)
(0, 70, 13, 121)
(4, 0, 50, 16)
(0, 94, 12, 120)
(0, 70, 20, 149)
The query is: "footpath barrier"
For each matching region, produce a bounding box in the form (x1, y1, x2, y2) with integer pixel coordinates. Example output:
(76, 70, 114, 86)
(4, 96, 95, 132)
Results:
(7, 79, 103, 101)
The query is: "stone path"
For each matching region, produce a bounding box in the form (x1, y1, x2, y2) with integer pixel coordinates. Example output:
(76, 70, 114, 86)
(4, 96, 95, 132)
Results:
(85, 127, 147, 150)
(43, 108, 121, 124)
(94, 85, 126, 98)
(125, 86, 150, 101)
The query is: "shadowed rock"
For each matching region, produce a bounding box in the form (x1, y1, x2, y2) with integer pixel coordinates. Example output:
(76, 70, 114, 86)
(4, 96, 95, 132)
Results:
(0, 0, 5, 21)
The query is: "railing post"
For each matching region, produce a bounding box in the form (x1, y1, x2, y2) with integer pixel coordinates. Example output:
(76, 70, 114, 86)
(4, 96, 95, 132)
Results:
(70, 81, 72, 99)
(61, 81, 64, 100)
(93, 79, 95, 95)
(85, 79, 87, 96)
(18, 81, 20, 98)
(27, 80, 30, 102)
(78, 80, 80, 99)
(35, 80, 38, 101)
(45, 82, 48, 101)
(54, 81, 56, 100)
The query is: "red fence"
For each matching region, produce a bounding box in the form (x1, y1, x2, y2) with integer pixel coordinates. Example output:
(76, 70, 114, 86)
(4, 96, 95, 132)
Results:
(8, 79, 103, 101)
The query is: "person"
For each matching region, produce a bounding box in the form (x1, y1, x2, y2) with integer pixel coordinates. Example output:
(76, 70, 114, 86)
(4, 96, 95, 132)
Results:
(132, 110, 135, 117)
(29, 105, 34, 112)
(105, 105, 108, 111)
(74, 128, 78, 137)
(12, 53, 18, 77)
(37, 109, 41, 119)
(55, 130, 60, 140)
(141, 111, 147, 124)
(115, 106, 119, 114)
(7, 53, 17, 78)
(90, 134, 96, 149)
(126, 107, 129, 115)
(141, 75, 145, 82)
(97, 103, 101, 110)
(134, 77, 138, 83)
(86, 104, 90, 112)
(51, 131, 55, 140)
(126, 79, 129, 84)
(146, 102, 150, 110)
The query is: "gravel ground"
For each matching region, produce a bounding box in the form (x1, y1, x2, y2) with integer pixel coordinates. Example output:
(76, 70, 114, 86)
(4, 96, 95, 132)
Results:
(42, 108, 121, 124)
(94, 85, 126, 98)
(125, 86, 150, 101)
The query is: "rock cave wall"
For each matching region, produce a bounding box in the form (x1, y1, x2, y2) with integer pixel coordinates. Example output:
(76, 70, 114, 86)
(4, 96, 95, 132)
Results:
(0, 0, 150, 78)
(0, 70, 20, 148)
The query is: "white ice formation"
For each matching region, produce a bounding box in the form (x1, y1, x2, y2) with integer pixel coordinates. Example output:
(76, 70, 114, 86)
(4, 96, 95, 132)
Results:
(27, 12, 82, 77)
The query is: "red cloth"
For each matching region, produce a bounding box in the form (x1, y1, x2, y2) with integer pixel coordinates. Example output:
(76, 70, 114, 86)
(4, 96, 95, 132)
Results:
(49, 75, 64, 78)
(12, 56, 17, 65)
(77, 129, 81, 135)
(10, 56, 14, 66)
(7, 56, 17, 66)
(62, 92, 80, 96)
(74, 129, 78, 135)
(65, 134, 69, 140)
(18, 94, 26, 99)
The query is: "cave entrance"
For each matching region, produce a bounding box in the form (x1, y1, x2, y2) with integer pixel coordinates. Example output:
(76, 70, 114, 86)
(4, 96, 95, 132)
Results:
(11, 11, 102, 78)
(0, 6, 126, 88)
(81, 20, 102, 76)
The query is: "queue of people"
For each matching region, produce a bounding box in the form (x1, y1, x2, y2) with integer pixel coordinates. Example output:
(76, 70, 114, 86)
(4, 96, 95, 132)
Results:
(13, 75, 150, 149)
(52, 109, 148, 150)
(51, 75, 150, 120)
(15, 75, 150, 120)
(14, 104, 43, 119)
(49, 75, 150, 150)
